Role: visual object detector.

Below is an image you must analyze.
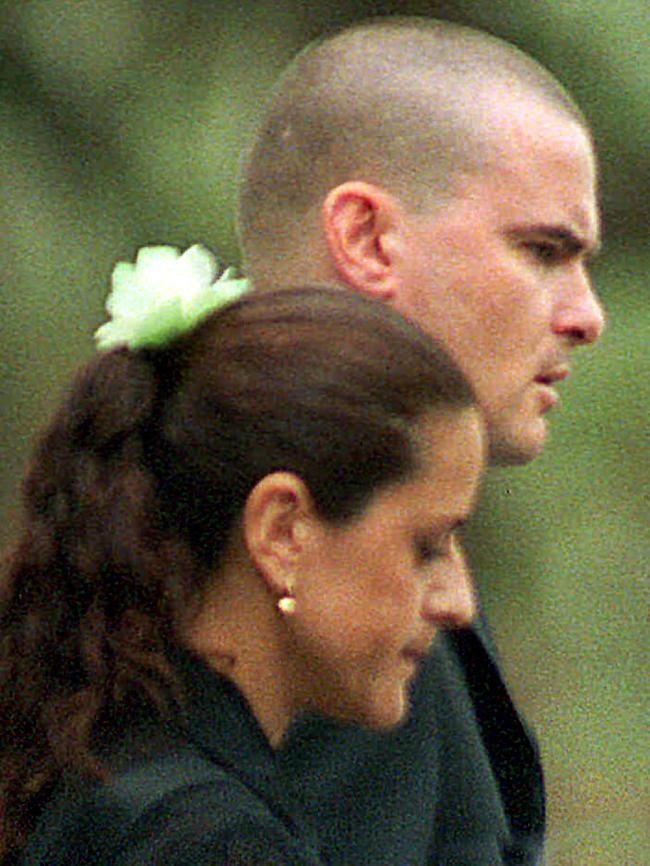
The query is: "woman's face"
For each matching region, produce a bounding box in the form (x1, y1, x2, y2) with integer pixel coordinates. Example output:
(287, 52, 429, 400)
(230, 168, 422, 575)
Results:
(289, 407, 485, 730)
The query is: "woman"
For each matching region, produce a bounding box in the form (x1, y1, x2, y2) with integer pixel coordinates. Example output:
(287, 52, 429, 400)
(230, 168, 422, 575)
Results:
(0, 246, 484, 865)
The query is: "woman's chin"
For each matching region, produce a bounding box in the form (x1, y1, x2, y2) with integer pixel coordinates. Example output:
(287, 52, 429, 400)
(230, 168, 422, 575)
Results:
(346, 687, 412, 732)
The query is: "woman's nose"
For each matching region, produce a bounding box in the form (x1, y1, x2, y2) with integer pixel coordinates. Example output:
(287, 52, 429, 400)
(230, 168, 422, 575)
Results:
(422, 547, 477, 628)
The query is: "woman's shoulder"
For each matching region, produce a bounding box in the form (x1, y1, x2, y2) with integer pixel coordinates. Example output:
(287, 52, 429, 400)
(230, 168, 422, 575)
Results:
(20, 730, 324, 866)
(110, 770, 325, 866)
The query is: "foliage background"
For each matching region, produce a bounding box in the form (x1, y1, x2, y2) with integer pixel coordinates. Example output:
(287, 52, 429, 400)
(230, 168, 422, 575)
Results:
(1, 1, 648, 863)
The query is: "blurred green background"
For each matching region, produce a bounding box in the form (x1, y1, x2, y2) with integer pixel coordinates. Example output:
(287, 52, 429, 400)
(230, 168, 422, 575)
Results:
(1, 1, 648, 863)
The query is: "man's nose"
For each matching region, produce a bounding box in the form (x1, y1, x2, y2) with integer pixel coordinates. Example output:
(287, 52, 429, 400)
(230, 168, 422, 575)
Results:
(552, 266, 605, 345)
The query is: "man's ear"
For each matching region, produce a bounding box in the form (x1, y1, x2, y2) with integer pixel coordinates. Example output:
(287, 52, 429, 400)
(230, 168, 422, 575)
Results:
(242, 472, 316, 598)
(322, 181, 403, 299)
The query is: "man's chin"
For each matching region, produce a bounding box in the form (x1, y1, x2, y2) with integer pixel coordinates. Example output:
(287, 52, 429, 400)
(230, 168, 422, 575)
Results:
(487, 416, 548, 466)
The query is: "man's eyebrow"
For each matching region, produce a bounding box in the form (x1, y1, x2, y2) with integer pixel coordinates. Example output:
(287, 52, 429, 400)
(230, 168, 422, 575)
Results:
(507, 223, 602, 257)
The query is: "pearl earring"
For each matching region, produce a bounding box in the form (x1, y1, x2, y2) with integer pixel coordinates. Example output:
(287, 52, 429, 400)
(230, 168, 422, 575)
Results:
(277, 595, 296, 615)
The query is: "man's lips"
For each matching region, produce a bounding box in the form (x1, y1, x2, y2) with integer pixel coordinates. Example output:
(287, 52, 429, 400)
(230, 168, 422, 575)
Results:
(533, 365, 569, 412)
(534, 364, 570, 386)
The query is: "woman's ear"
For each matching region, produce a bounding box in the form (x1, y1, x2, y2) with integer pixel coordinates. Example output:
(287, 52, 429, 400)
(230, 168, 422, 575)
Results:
(242, 472, 316, 598)
(321, 181, 403, 299)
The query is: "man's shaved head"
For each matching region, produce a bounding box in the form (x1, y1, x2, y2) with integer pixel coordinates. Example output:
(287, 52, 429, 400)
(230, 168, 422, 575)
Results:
(237, 17, 587, 284)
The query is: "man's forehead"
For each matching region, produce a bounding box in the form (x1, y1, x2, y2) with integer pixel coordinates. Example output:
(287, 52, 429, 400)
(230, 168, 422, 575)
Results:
(474, 98, 598, 219)
(482, 91, 595, 165)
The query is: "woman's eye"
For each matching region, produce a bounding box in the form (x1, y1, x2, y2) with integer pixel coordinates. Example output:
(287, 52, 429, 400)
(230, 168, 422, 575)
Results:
(414, 535, 444, 563)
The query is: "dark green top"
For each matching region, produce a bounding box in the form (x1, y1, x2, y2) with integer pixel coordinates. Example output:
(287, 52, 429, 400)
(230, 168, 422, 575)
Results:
(281, 616, 545, 865)
(20, 617, 544, 866)
(19, 651, 325, 866)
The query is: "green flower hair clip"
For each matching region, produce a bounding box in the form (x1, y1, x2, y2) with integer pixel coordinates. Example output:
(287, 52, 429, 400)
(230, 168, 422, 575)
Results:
(94, 244, 248, 351)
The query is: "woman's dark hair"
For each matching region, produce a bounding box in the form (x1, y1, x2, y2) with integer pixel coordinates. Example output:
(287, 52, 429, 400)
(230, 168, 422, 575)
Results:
(0, 286, 475, 858)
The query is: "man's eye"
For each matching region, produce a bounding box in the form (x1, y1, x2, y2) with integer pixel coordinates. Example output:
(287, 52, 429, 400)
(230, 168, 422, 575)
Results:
(525, 241, 562, 263)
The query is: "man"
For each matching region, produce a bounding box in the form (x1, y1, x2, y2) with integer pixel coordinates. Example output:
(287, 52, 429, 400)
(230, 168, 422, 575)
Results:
(236, 17, 604, 866)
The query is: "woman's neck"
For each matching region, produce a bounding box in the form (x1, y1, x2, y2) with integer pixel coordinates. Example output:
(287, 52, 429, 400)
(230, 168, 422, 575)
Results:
(182, 564, 299, 748)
